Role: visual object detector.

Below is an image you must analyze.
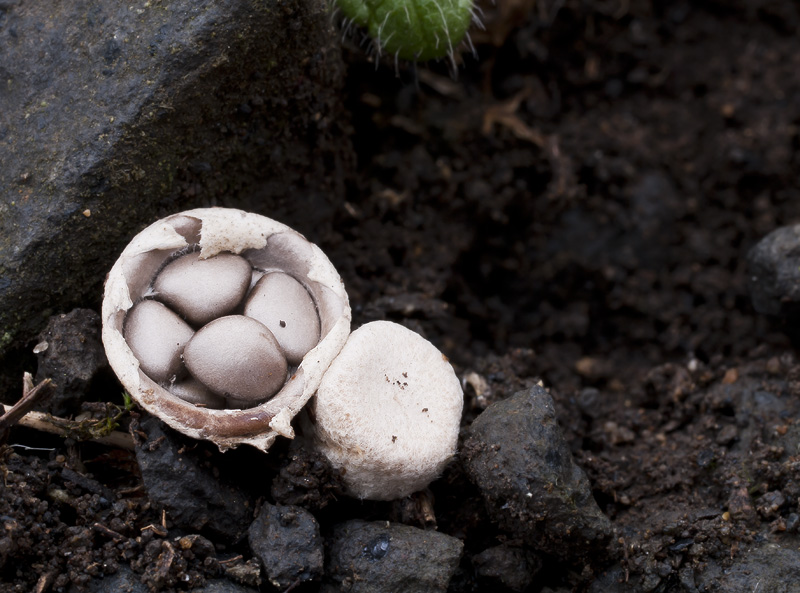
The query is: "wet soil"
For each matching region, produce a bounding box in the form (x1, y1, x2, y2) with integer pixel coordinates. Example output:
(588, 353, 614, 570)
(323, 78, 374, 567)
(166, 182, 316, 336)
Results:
(3, 0, 800, 591)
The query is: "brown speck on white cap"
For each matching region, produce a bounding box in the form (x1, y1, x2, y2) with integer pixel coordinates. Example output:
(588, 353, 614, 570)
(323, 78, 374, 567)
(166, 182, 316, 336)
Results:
(313, 321, 463, 500)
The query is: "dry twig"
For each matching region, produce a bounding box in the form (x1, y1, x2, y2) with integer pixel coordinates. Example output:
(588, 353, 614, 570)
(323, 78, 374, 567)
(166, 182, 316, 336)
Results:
(1, 405, 135, 450)
(0, 373, 55, 443)
(0, 373, 134, 450)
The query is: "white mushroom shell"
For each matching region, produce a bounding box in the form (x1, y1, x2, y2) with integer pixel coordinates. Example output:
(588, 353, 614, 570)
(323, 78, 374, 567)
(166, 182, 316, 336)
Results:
(312, 321, 464, 500)
(102, 208, 351, 452)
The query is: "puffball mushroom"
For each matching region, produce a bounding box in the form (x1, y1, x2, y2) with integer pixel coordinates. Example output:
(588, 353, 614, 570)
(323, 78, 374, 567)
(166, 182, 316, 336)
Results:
(312, 321, 464, 500)
(102, 208, 351, 452)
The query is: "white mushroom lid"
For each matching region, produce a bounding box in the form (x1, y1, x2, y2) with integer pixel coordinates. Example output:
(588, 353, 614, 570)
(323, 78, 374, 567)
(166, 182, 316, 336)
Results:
(102, 208, 351, 452)
(311, 320, 464, 500)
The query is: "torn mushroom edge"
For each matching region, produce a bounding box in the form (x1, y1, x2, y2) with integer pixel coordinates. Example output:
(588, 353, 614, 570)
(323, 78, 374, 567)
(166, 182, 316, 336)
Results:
(101, 208, 351, 452)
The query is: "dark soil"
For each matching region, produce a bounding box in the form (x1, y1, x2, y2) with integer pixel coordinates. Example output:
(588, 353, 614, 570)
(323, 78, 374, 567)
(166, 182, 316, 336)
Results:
(3, 1, 800, 591)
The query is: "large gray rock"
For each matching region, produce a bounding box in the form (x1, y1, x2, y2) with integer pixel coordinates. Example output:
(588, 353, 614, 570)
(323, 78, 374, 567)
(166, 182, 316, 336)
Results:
(133, 417, 255, 542)
(747, 224, 800, 317)
(0, 0, 351, 355)
(462, 385, 613, 564)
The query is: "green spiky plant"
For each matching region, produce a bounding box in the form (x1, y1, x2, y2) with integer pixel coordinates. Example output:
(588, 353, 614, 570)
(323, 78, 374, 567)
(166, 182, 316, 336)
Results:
(335, 0, 477, 62)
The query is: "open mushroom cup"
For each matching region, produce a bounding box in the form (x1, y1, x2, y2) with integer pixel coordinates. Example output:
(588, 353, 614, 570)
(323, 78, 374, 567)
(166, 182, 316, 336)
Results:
(102, 208, 351, 452)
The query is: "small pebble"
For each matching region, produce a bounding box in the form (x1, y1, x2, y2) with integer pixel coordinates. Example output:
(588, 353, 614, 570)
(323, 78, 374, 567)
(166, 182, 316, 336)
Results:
(244, 272, 320, 365)
(327, 520, 463, 593)
(124, 300, 194, 383)
(248, 503, 323, 588)
(153, 252, 252, 326)
(473, 545, 541, 592)
(34, 308, 108, 416)
(183, 315, 288, 407)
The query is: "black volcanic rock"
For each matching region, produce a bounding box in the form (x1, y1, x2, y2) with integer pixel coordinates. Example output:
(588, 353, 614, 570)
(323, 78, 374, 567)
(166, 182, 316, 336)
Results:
(0, 0, 352, 356)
